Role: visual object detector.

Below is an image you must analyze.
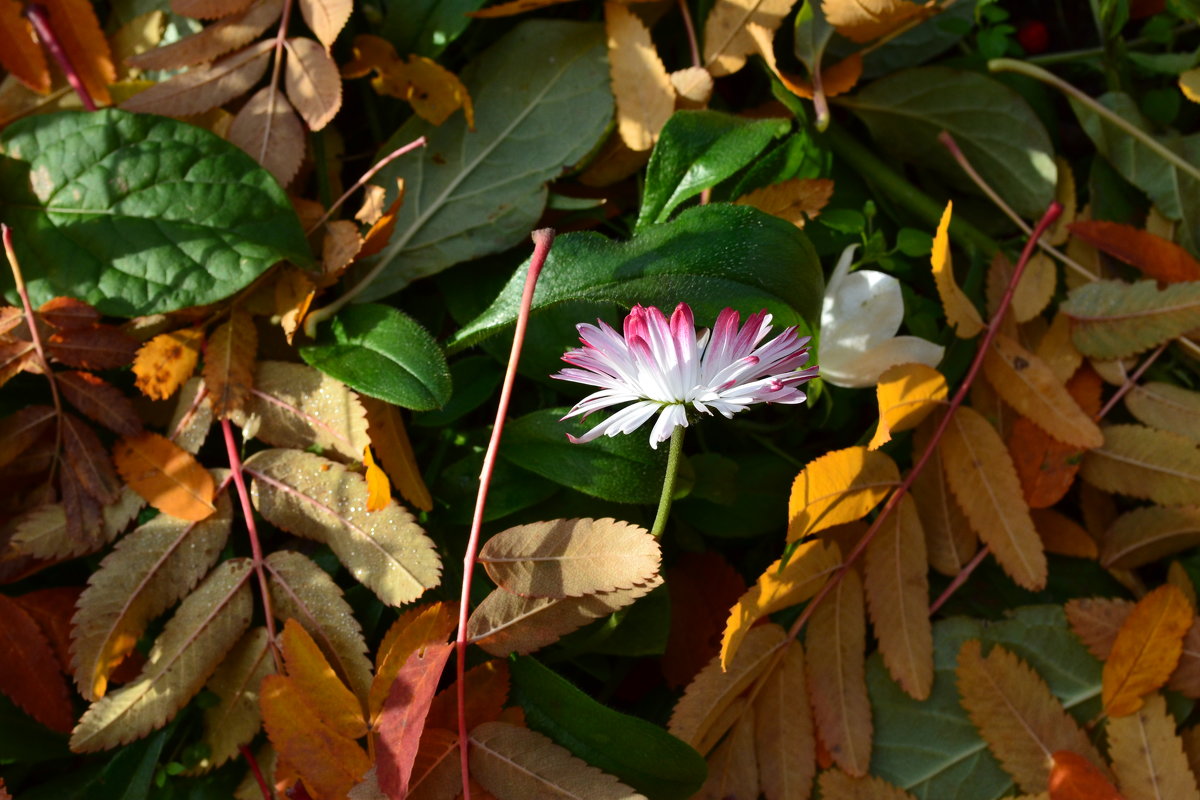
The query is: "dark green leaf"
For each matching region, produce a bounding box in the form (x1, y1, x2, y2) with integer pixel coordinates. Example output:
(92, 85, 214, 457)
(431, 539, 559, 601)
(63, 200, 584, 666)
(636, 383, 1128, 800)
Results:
(511, 655, 706, 800)
(299, 303, 451, 411)
(412, 355, 502, 427)
(436, 451, 558, 524)
(381, 0, 484, 57)
(0, 109, 310, 316)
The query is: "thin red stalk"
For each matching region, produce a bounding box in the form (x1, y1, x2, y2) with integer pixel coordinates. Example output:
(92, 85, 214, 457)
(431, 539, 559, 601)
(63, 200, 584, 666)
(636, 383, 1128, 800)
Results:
(306, 137, 427, 234)
(929, 544, 991, 615)
(1094, 343, 1167, 422)
(2, 224, 64, 485)
(221, 418, 283, 672)
(455, 229, 554, 800)
(676, 0, 702, 69)
(26, 4, 96, 111)
(239, 744, 273, 800)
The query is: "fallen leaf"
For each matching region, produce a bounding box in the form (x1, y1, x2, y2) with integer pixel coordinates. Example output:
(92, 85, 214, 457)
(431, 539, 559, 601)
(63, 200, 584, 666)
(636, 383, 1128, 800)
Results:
(1069, 220, 1200, 284)
(734, 177, 833, 228)
(46, 325, 138, 369)
(867, 362, 947, 450)
(0, 593, 74, 732)
(670, 67, 713, 109)
(356, 181, 405, 261)
(228, 86, 306, 187)
(195, 626, 274, 770)
(204, 310, 257, 418)
(127, 0, 282, 70)
(703, 0, 795, 76)
(787, 446, 899, 541)
(371, 602, 458, 722)
(39, 296, 100, 329)
(62, 413, 121, 505)
(605, 2, 673, 152)
(822, 0, 934, 43)
(1032, 508, 1098, 559)
(363, 446, 391, 512)
(0, 405, 55, 470)
(1182, 68, 1200, 103)
(1102, 506, 1200, 569)
(133, 328, 204, 401)
(344, 35, 473, 127)
(112, 431, 217, 521)
(377, 642, 454, 799)
(1125, 382, 1200, 442)
(58, 371, 142, 437)
(1103, 584, 1193, 717)
(1082, 425, 1200, 506)
(1062, 280, 1200, 359)
(120, 39, 272, 117)
(362, 396, 432, 511)
(697, 706, 758, 800)
(1036, 313, 1084, 385)
(1107, 693, 1200, 800)
(987, 249, 1057, 323)
(931, 201, 985, 338)
(426, 660, 510, 731)
(285, 36, 341, 131)
(1049, 751, 1125, 800)
(912, 418, 977, 576)
(819, 769, 919, 799)
(173, 0, 255, 19)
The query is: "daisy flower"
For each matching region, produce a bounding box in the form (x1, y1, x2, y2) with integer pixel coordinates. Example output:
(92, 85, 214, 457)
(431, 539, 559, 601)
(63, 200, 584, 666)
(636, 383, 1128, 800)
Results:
(553, 303, 818, 448)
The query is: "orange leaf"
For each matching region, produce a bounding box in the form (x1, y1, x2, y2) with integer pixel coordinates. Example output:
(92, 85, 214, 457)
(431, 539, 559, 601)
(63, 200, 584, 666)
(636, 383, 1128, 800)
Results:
(1050, 751, 1126, 800)
(605, 1, 673, 152)
(0, 405, 56, 470)
(203, 309, 257, 418)
(734, 177, 834, 228)
(280, 619, 366, 740)
(356, 180, 405, 261)
(663, 552, 745, 688)
(362, 445, 391, 512)
(1069, 220, 1200, 284)
(824, 0, 934, 43)
(41, 0, 116, 106)
(133, 328, 203, 401)
(361, 396, 431, 511)
(787, 447, 899, 541)
(0, 0, 49, 93)
(112, 431, 216, 521)
(370, 601, 457, 722)
(377, 642, 454, 798)
(932, 201, 985, 338)
(1103, 584, 1194, 717)
(867, 362, 948, 450)
(426, 659, 509, 731)
(1032, 508, 1098, 559)
(0, 594, 74, 732)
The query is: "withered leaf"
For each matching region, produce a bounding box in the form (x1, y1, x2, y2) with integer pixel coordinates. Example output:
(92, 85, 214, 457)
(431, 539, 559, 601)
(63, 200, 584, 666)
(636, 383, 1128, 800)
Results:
(703, 0, 795, 77)
(734, 177, 834, 229)
(47, 325, 138, 370)
(133, 328, 203, 401)
(194, 626, 274, 771)
(204, 309, 257, 418)
(1102, 506, 1200, 569)
(284, 36, 342, 131)
(986, 250, 1056, 323)
(1009, 367, 1103, 508)
(426, 660, 510, 733)
(121, 39, 272, 117)
(1062, 280, 1200, 359)
(754, 641, 815, 800)
(113, 431, 217, 521)
(1067, 597, 1134, 660)
(1126, 382, 1200, 442)
(1107, 693, 1200, 800)
(0, 404, 55, 469)
(41, 0, 116, 105)
(172, 0, 255, 19)
(787, 447, 899, 541)
(1032, 508, 1098, 559)
(819, 769, 918, 799)
(605, 2, 673, 152)
(60, 466, 106, 553)
(298, 0, 352, 48)
(228, 86, 306, 187)
(363, 446, 390, 512)
(39, 296, 100, 329)
(0, 593, 74, 733)
(128, 0, 282, 70)
(0, 339, 36, 387)
(58, 371, 142, 437)
(407, 728, 461, 800)
(280, 619, 366, 740)
(1082, 425, 1200, 506)
(822, 0, 934, 43)
(1103, 585, 1193, 717)
(63, 413, 121, 505)
(664, 552, 746, 689)
(321, 220, 363, 280)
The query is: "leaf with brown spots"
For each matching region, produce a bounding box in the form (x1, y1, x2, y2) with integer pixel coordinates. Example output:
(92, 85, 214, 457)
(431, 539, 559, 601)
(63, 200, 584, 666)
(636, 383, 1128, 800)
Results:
(133, 328, 204, 401)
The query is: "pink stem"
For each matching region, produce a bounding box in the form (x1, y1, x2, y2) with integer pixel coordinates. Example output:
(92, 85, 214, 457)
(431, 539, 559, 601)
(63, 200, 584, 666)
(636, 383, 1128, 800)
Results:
(239, 744, 272, 800)
(1094, 343, 1167, 422)
(26, 4, 96, 111)
(676, 0, 701, 69)
(455, 229, 555, 800)
(306, 137, 427, 234)
(929, 544, 991, 614)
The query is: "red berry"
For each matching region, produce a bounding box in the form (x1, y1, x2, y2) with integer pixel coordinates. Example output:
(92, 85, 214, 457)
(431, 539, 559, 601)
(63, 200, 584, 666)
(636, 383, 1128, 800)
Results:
(1017, 20, 1050, 54)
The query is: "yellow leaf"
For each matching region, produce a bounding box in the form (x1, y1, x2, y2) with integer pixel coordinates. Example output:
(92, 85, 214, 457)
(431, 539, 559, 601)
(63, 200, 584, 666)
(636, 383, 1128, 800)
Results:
(940, 406, 1047, 590)
(1107, 693, 1200, 800)
(720, 538, 839, 669)
(1103, 584, 1193, 717)
(787, 447, 899, 542)
(228, 86, 306, 188)
(956, 639, 1106, 793)
(605, 2, 673, 152)
(343, 36, 473, 128)
(203, 310, 257, 418)
(703, 0, 795, 77)
(1036, 312, 1083, 385)
(1082, 425, 1200, 506)
(133, 328, 203, 401)
(986, 250, 1056, 323)
(363, 446, 391, 512)
(1101, 506, 1200, 569)
(822, 0, 934, 43)
(1125, 382, 1200, 443)
(911, 419, 977, 576)
(279, 619, 366, 740)
(734, 177, 833, 228)
(754, 642, 814, 800)
(931, 201, 985, 338)
(370, 602, 457, 723)
(284, 36, 341, 131)
(362, 396, 432, 511)
(1181, 68, 1200, 104)
(112, 432, 216, 521)
(867, 362, 947, 450)
(697, 706, 758, 800)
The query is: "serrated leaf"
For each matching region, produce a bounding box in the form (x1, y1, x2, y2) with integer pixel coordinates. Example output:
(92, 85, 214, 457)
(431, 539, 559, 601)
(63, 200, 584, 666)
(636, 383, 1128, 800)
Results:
(427, 660, 510, 733)
(72, 488, 232, 700)
(1065, 596, 1131, 661)
(912, 418, 977, 576)
(0, 594, 74, 733)
(605, 2, 673, 152)
(377, 642, 453, 799)
(113, 431, 216, 521)
(0, 0, 49, 93)
(205, 310, 257, 419)
(299, 0, 350, 47)
(479, 518, 660, 599)
(406, 728, 461, 800)
(195, 626, 274, 771)
(227, 86, 306, 187)
(1103, 585, 1193, 717)
(1081, 425, 1200, 506)
(985, 251, 1056, 323)
(664, 553, 746, 689)
(57, 371, 142, 437)
(931, 201, 985, 338)
(697, 705, 757, 800)
(0, 405, 55, 470)
(280, 619, 366, 740)
(0, 108, 310, 315)
(1032, 508, 1098, 559)
(868, 363, 947, 450)
(702, 0, 794, 76)
(285, 37, 341, 131)
(127, 0, 282, 69)
(245, 448, 440, 606)
(1107, 693, 1200, 800)
(70, 558, 254, 752)
(1069, 220, 1200, 283)
(754, 641, 815, 800)
(940, 406, 1047, 591)
(62, 413, 121, 505)
(787, 446, 899, 542)
(41, 0, 116, 105)
(46, 325, 139, 369)
(38, 296, 100, 329)
(120, 39, 272, 117)
(1049, 750, 1123, 800)
(1102, 506, 1200, 568)
(820, 769, 918, 800)
(1126, 382, 1200, 442)
(1062, 280, 1200, 359)
(370, 601, 457, 723)
(133, 328, 203, 401)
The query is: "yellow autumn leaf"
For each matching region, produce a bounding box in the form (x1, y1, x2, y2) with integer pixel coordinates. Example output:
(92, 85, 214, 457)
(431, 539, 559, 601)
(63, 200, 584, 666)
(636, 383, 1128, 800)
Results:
(363, 446, 391, 512)
(605, 2, 673, 152)
(867, 362, 947, 450)
(788, 446, 899, 541)
(823, 0, 934, 43)
(343, 35, 473, 128)
(1103, 584, 1193, 717)
(703, 0, 795, 77)
(1108, 693, 1200, 800)
(279, 619, 367, 740)
(370, 601, 457, 722)
(754, 642, 814, 800)
(1181, 68, 1200, 104)
(361, 396, 432, 512)
(733, 177, 834, 228)
(932, 201, 985, 338)
(133, 328, 203, 401)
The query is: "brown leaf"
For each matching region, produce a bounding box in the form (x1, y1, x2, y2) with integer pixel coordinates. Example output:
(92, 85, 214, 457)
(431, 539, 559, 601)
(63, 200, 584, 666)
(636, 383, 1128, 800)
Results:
(697, 706, 758, 800)
(370, 601, 457, 722)
(1066, 597, 1131, 661)
(0, 338, 36, 387)
(479, 517, 660, 598)
(702, 0, 795, 76)
(321, 219, 363, 279)
(377, 642, 454, 798)
(62, 413, 121, 505)
(931, 201, 985, 338)
(1125, 382, 1200, 442)
(356, 180, 405, 261)
(1102, 506, 1200, 569)
(285, 36, 341, 131)
(819, 769, 918, 799)
(807, 568, 871, 776)
(112, 431, 217, 521)
(986, 250, 1057, 323)
(1169, 618, 1200, 698)
(956, 639, 1105, 793)
(227, 86, 306, 187)
(0, 0, 49, 93)
(362, 397, 432, 512)
(912, 418, 977, 576)
(1032, 508, 1098, 559)
(0, 404, 55, 470)
(426, 660, 509, 733)
(822, 0, 934, 43)
(60, 466, 106, 551)
(605, 2, 673, 152)
(133, 328, 203, 401)
(1082, 425, 1200, 506)
(121, 39, 272, 117)
(298, 0, 351, 48)
(12, 586, 80, 672)
(940, 406, 1047, 590)
(663, 552, 745, 689)
(39, 296, 100, 329)
(275, 267, 317, 344)
(1069, 220, 1200, 284)
(1103, 584, 1193, 717)
(172, 0, 255, 19)
(734, 177, 833, 229)
(754, 641, 815, 800)
(280, 619, 366, 740)
(864, 494, 933, 700)
(204, 310, 257, 419)
(1107, 693, 1200, 800)
(787, 447, 899, 541)
(128, 0, 282, 70)
(406, 728, 461, 800)
(46, 325, 138, 370)
(0, 593, 74, 732)
(42, 0, 116, 105)
(58, 371, 142, 436)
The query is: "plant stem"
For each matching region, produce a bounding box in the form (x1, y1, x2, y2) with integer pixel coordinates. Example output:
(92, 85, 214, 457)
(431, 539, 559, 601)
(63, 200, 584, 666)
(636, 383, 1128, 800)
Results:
(304, 137, 427, 236)
(239, 744, 273, 800)
(677, 0, 701, 70)
(26, 4, 96, 111)
(455, 229, 554, 800)
(650, 425, 686, 538)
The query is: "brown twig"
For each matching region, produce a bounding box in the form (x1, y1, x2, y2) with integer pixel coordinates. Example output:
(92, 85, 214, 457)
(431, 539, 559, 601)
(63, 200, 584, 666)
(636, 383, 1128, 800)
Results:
(239, 744, 273, 800)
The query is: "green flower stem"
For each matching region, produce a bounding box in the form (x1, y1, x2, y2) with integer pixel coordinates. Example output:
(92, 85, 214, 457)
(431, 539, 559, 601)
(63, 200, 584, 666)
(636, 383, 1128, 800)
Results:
(650, 424, 686, 538)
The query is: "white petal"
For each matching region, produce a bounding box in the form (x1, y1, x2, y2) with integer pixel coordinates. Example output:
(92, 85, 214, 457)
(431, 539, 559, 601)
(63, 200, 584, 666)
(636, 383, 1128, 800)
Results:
(821, 270, 904, 353)
(819, 336, 945, 388)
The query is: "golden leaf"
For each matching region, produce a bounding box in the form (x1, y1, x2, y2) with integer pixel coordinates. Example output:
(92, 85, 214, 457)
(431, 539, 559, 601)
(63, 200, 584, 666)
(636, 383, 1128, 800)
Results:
(70, 558, 254, 752)
(121, 39, 272, 116)
(479, 517, 660, 598)
(807, 568, 871, 776)
(986, 250, 1056, 323)
(697, 707, 758, 800)
(344, 35, 473, 127)
(1082, 425, 1200, 506)
(940, 406, 1047, 590)
(194, 626, 275, 771)
(298, 0, 351, 48)
(867, 362, 947, 450)
(605, 2, 673, 152)
(1125, 382, 1200, 443)
(911, 419, 977, 576)
(245, 449, 441, 606)
(0, 0, 49, 94)
(703, 0, 795, 77)
(133, 328, 203, 401)
(1036, 314, 1083, 385)
(754, 641, 815, 800)
(42, 0, 116, 105)
(113, 431, 216, 521)
(127, 0, 282, 70)
(822, 0, 933, 43)
(280, 619, 366, 739)
(819, 769, 918, 799)
(1103, 585, 1193, 717)
(670, 66, 713, 109)
(285, 36, 341, 131)
(734, 177, 833, 229)
(1107, 693, 1200, 800)
(227, 86, 306, 187)
(370, 601, 457, 723)
(931, 201, 985, 338)
(1102, 506, 1200, 569)
(956, 640, 1105, 793)
(1182, 68, 1200, 104)
(362, 397, 432, 512)
(362, 446, 391, 512)
(787, 447, 899, 542)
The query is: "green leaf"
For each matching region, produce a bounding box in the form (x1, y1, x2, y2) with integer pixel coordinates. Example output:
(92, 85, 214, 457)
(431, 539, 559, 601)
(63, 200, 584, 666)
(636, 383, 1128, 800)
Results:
(299, 304, 451, 411)
(1060, 279, 1200, 359)
(637, 111, 790, 230)
(869, 605, 1101, 800)
(412, 355, 502, 428)
(437, 451, 558, 524)
(510, 655, 707, 800)
(351, 20, 612, 301)
(447, 204, 824, 351)
(380, 0, 484, 57)
(841, 67, 1056, 218)
(0, 109, 310, 316)
(0, 694, 68, 762)
(501, 409, 667, 505)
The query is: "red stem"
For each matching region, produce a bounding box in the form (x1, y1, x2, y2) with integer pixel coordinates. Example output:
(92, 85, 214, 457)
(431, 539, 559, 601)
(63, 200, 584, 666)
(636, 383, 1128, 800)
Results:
(26, 4, 96, 111)
(929, 544, 991, 614)
(1093, 343, 1167, 422)
(676, 0, 702, 70)
(306, 137, 428, 234)
(455, 229, 554, 799)
(239, 744, 273, 800)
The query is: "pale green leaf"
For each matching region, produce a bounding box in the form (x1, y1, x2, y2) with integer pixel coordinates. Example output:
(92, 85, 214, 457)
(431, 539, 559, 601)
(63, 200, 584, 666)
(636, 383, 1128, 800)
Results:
(1062, 280, 1200, 359)
(1081, 425, 1200, 506)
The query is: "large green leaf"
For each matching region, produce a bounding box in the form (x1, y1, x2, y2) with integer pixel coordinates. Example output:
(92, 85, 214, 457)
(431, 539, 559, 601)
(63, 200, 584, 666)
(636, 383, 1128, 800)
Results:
(637, 111, 790, 230)
(841, 67, 1056, 218)
(447, 204, 824, 350)
(869, 605, 1101, 800)
(299, 303, 451, 411)
(350, 20, 611, 302)
(0, 109, 310, 316)
(511, 655, 706, 800)
(380, 0, 484, 57)
(501, 409, 667, 505)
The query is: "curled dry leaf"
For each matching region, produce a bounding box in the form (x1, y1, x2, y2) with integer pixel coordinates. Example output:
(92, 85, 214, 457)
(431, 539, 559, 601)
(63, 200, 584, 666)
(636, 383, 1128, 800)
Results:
(702, 0, 795, 77)
(275, 266, 317, 343)
(1102, 584, 1193, 718)
(605, 2, 673, 152)
(931, 201, 985, 338)
(285, 36, 342, 131)
(478, 517, 660, 598)
(299, 0, 352, 49)
(127, 0, 283, 70)
(1107, 693, 1200, 800)
(1082, 425, 1200, 506)
(1125, 382, 1200, 442)
(133, 328, 203, 401)
(113, 431, 217, 521)
(194, 626, 274, 771)
(734, 177, 833, 229)
(120, 39, 273, 117)
(867, 362, 947, 450)
(787, 446, 899, 541)
(228, 87, 306, 188)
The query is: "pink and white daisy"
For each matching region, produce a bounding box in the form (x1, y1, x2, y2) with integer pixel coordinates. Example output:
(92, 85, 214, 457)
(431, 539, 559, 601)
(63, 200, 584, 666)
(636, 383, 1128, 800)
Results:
(553, 303, 818, 448)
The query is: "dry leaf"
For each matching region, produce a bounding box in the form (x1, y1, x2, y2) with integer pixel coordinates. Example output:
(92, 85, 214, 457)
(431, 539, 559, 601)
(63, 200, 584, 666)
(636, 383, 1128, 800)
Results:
(697, 707, 758, 800)
(734, 177, 833, 228)
(1103, 584, 1193, 717)
(194, 626, 274, 770)
(1125, 382, 1200, 442)
(1082, 425, 1200, 506)
(173, 0, 255, 19)
(605, 2, 673, 152)
(1049, 751, 1125, 800)
(479, 517, 660, 598)
(787, 447, 899, 541)
(754, 642, 815, 800)
(321, 219, 362, 279)
(912, 418, 977, 576)
(377, 642, 454, 799)
(1032, 508, 1098, 559)
(58, 371, 142, 437)
(42, 0, 116, 105)
(703, 0, 795, 76)
(113, 431, 217, 521)
(63, 413, 121, 505)
(204, 310, 257, 418)
(1102, 506, 1200, 569)
(664, 552, 746, 688)
(1037, 314, 1084, 384)
(956, 640, 1105, 793)
(987, 250, 1057, 323)
(275, 267, 317, 343)
(39, 296, 100, 329)
(127, 0, 283, 70)
(370, 601, 457, 722)
(1107, 693, 1200, 800)
(822, 0, 933, 42)
(362, 446, 391, 512)
(285, 36, 341, 130)
(0, 404, 55, 470)
(1069, 220, 1200, 284)
(299, 0, 351, 48)
(670, 66, 713, 109)
(280, 619, 366, 740)
(361, 397, 432, 512)
(133, 328, 203, 401)
(228, 86, 306, 187)
(0, 593, 74, 733)
(1062, 280, 1200, 359)
(819, 769, 918, 799)
(426, 660, 509, 732)
(0, 0, 49, 94)
(121, 39, 272, 117)
(46, 325, 139, 369)
(356, 181, 405, 262)
(867, 362, 947, 450)
(931, 201, 985, 338)
(10, 586, 79, 673)
(940, 406, 1047, 590)
(405, 728, 461, 800)
(345, 35, 473, 127)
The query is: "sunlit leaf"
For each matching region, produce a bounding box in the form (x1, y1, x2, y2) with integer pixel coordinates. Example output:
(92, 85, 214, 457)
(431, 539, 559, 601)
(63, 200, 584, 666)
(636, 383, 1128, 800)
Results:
(127, 0, 282, 69)
(822, 0, 934, 43)
(113, 431, 217, 521)
(370, 601, 457, 722)
(363, 446, 390, 512)
(41, 0, 116, 105)
(298, 0, 351, 48)
(285, 36, 341, 131)
(986, 250, 1056, 323)
(377, 642, 454, 798)
(0, 0, 49, 93)
(120, 39, 273, 117)
(133, 328, 203, 401)
(280, 619, 366, 740)
(734, 177, 833, 229)
(362, 397, 432, 512)
(931, 201, 985, 338)
(605, 2, 673, 152)
(867, 363, 947, 450)
(427, 660, 510, 732)
(205, 310, 257, 419)
(702, 0, 794, 76)
(1103, 585, 1192, 717)
(787, 447, 899, 541)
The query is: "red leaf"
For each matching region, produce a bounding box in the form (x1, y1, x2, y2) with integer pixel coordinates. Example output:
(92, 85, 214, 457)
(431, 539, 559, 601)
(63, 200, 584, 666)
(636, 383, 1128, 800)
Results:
(0, 405, 55, 470)
(38, 297, 100, 330)
(426, 660, 509, 731)
(0, 594, 74, 732)
(46, 325, 138, 370)
(13, 586, 82, 671)
(57, 371, 142, 436)
(662, 551, 746, 688)
(376, 642, 454, 799)
(61, 413, 120, 505)
(1069, 220, 1200, 284)
(1049, 750, 1125, 800)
